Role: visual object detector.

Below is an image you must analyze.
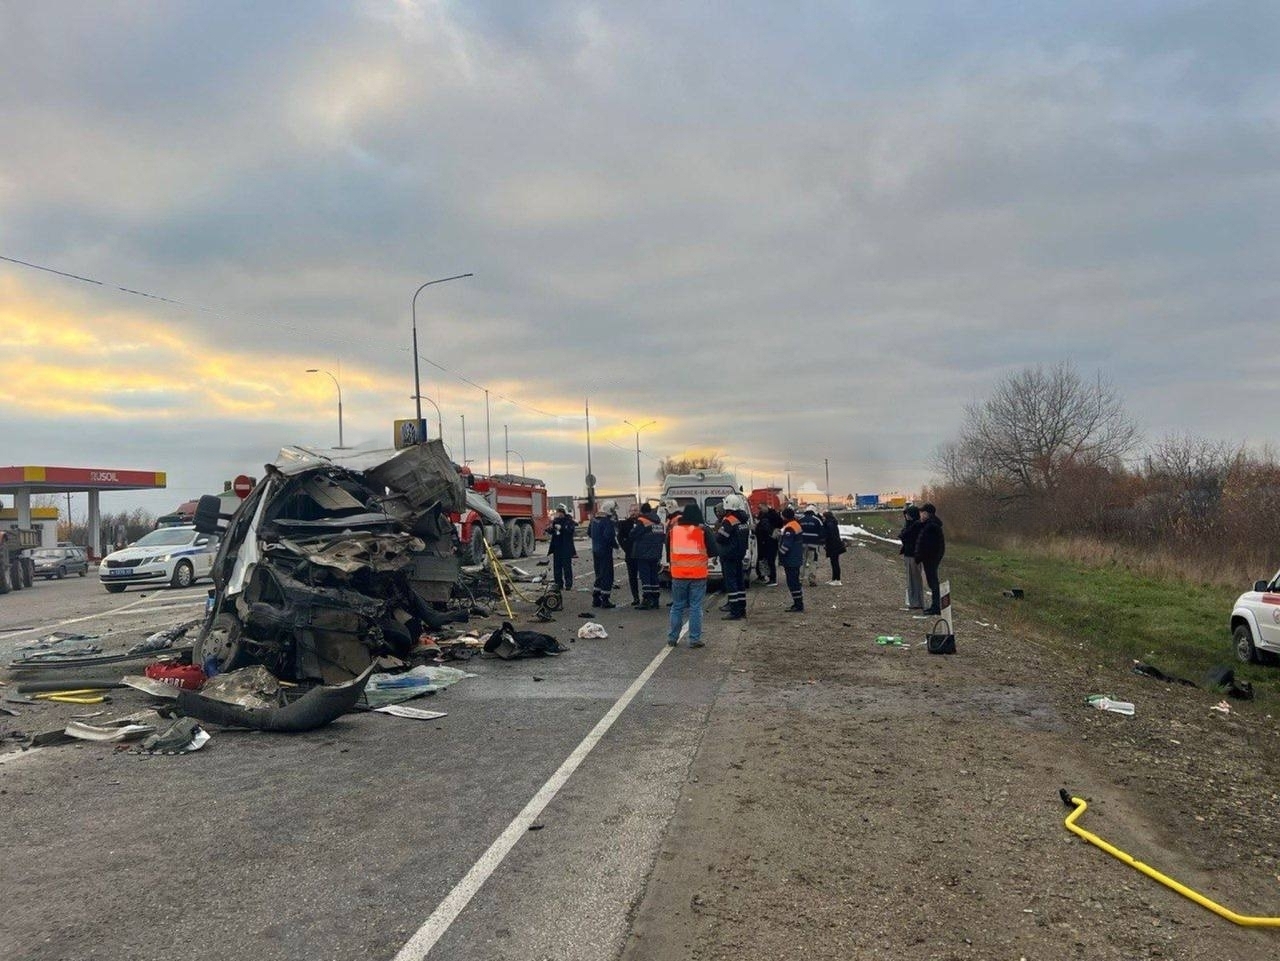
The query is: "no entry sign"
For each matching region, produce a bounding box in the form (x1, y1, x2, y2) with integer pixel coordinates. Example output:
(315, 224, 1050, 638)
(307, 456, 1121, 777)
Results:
(233, 474, 253, 498)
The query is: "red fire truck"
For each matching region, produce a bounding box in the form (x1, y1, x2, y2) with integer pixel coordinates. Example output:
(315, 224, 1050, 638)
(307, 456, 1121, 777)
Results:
(747, 486, 785, 515)
(455, 469, 551, 562)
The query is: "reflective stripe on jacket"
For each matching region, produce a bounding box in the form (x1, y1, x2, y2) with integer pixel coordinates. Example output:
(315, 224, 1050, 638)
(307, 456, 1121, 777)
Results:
(669, 524, 709, 579)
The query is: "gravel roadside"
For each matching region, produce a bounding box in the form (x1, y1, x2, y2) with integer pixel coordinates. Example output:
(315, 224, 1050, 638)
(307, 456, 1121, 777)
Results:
(622, 542, 1280, 960)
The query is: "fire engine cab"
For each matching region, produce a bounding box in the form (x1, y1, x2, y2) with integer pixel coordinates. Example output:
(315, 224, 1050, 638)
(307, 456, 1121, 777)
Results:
(455, 468, 550, 563)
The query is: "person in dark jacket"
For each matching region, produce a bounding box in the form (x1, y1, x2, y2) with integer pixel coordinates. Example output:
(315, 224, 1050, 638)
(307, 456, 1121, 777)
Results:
(754, 505, 780, 585)
(629, 503, 666, 609)
(547, 505, 577, 590)
(914, 502, 946, 615)
(715, 494, 751, 619)
(778, 506, 806, 612)
(898, 505, 924, 610)
(616, 504, 641, 607)
(798, 506, 825, 586)
(588, 501, 620, 608)
(821, 510, 846, 586)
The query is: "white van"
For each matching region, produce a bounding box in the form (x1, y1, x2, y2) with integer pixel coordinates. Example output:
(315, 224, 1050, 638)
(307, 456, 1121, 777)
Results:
(660, 472, 756, 583)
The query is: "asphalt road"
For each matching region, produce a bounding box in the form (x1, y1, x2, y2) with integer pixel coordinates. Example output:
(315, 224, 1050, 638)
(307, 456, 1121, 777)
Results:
(0, 565, 733, 961)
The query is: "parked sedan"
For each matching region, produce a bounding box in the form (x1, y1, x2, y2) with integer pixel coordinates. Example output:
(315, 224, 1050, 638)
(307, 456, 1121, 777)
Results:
(99, 526, 219, 593)
(30, 546, 89, 579)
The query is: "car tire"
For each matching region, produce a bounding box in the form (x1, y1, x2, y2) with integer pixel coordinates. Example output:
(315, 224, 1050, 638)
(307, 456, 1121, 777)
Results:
(193, 612, 248, 674)
(1233, 623, 1259, 664)
(171, 560, 194, 589)
(104, 584, 127, 593)
(78, 569, 87, 577)
(56, 565, 66, 580)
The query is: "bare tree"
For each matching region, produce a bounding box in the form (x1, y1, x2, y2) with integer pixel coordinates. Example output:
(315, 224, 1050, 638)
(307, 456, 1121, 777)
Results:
(946, 363, 1139, 499)
(655, 454, 725, 482)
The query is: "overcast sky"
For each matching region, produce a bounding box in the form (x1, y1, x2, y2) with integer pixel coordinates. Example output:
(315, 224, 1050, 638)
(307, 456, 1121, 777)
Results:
(1, 0, 1276, 518)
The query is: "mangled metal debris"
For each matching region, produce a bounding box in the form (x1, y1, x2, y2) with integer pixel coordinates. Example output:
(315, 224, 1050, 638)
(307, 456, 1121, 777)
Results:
(191, 442, 466, 684)
(175, 665, 374, 732)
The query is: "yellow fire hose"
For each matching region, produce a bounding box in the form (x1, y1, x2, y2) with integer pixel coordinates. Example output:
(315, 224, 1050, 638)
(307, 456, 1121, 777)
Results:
(1060, 789, 1280, 928)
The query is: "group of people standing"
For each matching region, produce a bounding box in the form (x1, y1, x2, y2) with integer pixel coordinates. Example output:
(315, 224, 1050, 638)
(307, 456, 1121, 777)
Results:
(897, 502, 946, 615)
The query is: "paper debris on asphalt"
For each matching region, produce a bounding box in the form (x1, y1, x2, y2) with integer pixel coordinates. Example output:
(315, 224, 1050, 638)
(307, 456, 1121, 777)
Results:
(372, 705, 448, 720)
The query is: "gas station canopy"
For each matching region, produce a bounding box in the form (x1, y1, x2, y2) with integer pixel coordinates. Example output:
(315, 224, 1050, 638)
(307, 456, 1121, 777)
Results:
(0, 466, 166, 494)
(0, 465, 167, 558)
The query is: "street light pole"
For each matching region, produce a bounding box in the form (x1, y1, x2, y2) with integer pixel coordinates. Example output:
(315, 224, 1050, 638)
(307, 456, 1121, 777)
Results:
(411, 272, 472, 425)
(506, 448, 526, 476)
(824, 458, 831, 511)
(460, 414, 467, 465)
(504, 424, 509, 475)
(623, 419, 655, 504)
(485, 389, 492, 475)
(305, 368, 344, 449)
(410, 393, 444, 444)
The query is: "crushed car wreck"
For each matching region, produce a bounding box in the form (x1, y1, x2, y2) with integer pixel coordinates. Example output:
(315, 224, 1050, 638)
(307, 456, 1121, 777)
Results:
(191, 442, 466, 684)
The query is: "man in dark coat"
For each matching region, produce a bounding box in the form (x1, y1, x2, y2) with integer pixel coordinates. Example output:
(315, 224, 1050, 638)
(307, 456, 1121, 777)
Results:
(914, 502, 946, 615)
(898, 505, 924, 610)
(616, 504, 641, 607)
(715, 494, 751, 620)
(821, 510, 846, 586)
(755, 505, 780, 585)
(588, 501, 620, 608)
(547, 505, 578, 591)
(628, 503, 666, 609)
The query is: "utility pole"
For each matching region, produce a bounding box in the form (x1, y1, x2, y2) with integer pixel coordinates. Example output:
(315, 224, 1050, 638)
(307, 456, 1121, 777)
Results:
(585, 396, 596, 514)
(504, 425, 509, 475)
(624, 419, 655, 504)
(824, 458, 831, 511)
(460, 414, 467, 465)
(484, 389, 492, 475)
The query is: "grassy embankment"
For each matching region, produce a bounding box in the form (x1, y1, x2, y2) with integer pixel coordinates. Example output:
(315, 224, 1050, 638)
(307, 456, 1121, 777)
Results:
(841, 511, 1280, 702)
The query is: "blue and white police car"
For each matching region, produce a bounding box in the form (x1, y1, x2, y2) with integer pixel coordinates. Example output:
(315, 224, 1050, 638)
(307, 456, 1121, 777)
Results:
(99, 525, 219, 593)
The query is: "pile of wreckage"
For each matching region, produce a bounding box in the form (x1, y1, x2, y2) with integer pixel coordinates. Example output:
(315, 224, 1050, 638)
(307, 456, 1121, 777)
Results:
(0, 443, 568, 754)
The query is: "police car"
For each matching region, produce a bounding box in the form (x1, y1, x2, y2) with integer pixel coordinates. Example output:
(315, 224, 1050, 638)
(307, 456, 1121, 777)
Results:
(1230, 570, 1280, 664)
(99, 525, 219, 593)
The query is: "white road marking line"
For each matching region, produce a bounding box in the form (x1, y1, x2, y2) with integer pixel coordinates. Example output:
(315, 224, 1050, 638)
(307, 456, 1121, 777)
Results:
(0, 748, 44, 768)
(0, 594, 205, 641)
(0, 595, 157, 640)
(393, 626, 685, 961)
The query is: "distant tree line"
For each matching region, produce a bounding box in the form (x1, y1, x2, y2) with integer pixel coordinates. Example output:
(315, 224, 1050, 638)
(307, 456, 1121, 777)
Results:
(59, 509, 158, 549)
(928, 362, 1280, 584)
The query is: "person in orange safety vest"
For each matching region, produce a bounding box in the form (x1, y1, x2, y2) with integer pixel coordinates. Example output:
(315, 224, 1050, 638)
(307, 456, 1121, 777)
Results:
(666, 503, 717, 649)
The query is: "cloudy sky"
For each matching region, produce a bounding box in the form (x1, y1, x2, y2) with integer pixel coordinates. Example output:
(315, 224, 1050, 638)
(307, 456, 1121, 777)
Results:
(1, 0, 1275, 517)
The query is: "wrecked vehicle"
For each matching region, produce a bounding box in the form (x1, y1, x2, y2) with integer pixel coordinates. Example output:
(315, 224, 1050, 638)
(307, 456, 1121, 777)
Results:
(191, 442, 465, 683)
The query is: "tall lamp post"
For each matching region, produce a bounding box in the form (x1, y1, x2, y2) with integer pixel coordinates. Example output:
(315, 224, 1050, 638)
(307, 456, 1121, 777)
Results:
(409, 393, 445, 446)
(505, 448, 526, 476)
(624, 419, 655, 503)
(305, 368, 344, 449)
(411, 273, 472, 432)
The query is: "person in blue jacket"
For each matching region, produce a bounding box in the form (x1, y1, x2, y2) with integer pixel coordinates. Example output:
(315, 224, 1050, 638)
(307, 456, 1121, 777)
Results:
(628, 502, 666, 609)
(715, 493, 751, 620)
(778, 506, 806, 612)
(588, 501, 620, 608)
(799, 505, 825, 587)
(547, 505, 577, 590)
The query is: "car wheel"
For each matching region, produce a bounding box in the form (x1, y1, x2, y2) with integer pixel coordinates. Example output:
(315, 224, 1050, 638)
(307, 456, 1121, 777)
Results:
(1233, 623, 1258, 664)
(78, 569, 87, 577)
(193, 612, 248, 673)
(104, 584, 127, 593)
(171, 560, 194, 588)
(56, 565, 66, 579)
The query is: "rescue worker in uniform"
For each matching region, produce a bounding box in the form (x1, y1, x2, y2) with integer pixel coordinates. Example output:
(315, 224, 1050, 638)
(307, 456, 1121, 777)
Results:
(628, 502, 666, 609)
(799, 505, 825, 587)
(715, 494, 750, 619)
(588, 500, 619, 608)
(667, 503, 717, 648)
(616, 503, 641, 607)
(778, 506, 806, 612)
(547, 505, 577, 591)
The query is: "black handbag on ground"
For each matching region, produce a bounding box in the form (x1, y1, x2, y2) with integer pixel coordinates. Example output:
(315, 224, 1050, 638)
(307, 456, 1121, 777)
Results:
(925, 618, 956, 655)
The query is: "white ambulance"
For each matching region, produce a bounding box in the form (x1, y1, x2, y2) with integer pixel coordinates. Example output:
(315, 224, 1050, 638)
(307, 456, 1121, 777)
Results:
(659, 472, 757, 584)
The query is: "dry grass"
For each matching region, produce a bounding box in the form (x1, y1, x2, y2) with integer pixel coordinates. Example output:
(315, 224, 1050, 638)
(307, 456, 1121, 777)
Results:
(1001, 535, 1262, 590)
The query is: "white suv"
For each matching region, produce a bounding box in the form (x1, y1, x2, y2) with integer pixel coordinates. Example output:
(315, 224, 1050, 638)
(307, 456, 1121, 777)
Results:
(1230, 572, 1280, 664)
(100, 526, 219, 593)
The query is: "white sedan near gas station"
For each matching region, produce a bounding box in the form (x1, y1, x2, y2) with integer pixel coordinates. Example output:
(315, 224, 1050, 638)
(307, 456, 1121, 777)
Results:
(99, 525, 220, 592)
